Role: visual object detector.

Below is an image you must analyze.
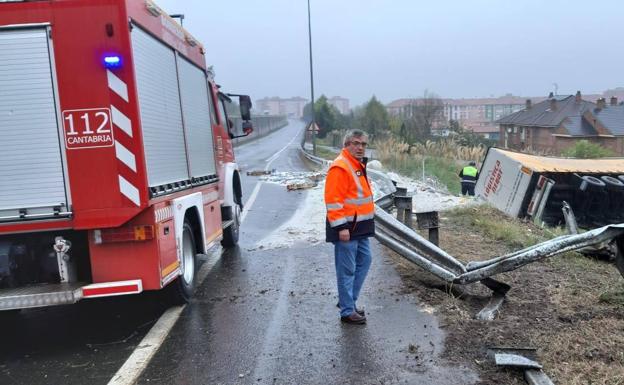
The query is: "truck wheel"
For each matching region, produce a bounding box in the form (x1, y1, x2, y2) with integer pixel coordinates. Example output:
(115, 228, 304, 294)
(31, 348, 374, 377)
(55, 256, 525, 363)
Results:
(168, 221, 197, 304)
(579, 175, 605, 192)
(221, 204, 240, 248)
(601, 176, 624, 189)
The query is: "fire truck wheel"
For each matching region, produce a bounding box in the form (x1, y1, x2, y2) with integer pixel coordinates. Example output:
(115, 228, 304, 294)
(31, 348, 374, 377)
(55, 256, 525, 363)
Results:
(169, 221, 197, 304)
(221, 204, 240, 248)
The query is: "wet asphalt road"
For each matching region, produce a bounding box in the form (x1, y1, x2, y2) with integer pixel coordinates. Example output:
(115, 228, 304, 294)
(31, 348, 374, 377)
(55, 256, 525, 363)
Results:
(0, 287, 170, 384)
(138, 120, 477, 385)
(0, 120, 478, 385)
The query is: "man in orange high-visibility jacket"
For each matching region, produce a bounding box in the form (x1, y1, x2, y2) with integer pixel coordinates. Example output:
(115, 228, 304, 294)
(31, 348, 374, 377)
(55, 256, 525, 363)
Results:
(325, 129, 375, 325)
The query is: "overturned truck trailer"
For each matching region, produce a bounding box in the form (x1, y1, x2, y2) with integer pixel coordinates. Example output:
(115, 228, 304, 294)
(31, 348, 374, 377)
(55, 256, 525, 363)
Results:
(475, 148, 624, 228)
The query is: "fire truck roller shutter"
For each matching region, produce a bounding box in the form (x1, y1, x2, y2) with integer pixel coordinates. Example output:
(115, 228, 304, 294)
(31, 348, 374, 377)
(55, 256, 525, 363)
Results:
(0, 28, 70, 221)
(131, 25, 189, 187)
(176, 55, 216, 178)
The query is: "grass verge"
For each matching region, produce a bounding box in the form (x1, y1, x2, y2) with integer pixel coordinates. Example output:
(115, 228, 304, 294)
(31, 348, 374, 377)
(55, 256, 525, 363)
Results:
(446, 204, 546, 248)
(314, 146, 338, 161)
(379, 154, 461, 194)
(399, 202, 624, 384)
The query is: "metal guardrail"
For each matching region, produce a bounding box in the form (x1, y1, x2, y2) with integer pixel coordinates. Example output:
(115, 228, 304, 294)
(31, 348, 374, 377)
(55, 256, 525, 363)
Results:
(300, 144, 624, 310)
(375, 205, 624, 285)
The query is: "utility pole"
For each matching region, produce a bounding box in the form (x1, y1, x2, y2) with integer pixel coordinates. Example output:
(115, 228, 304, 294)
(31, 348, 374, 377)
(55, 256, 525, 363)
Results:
(307, 0, 316, 155)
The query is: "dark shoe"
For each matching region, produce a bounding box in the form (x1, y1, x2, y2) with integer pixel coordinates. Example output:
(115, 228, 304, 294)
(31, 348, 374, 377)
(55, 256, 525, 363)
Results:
(336, 302, 365, 316)
(340, 312, 366, 325)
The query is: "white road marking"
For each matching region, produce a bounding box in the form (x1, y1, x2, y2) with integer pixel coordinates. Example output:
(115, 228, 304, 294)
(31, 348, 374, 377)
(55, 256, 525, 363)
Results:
(107, 252, 220, 385)
(264, 128, 302, 167)
(241, 126, 303, 224)
(107, 305, 184, 385)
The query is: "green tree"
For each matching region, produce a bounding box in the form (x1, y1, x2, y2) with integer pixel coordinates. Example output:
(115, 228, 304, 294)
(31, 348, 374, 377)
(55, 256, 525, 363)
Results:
(448, 119, 495, 147)
(302, 95, 343, 139)
(561, 140, 614, 158)
(388, 116, 403, 137)
(449, 119, 462, 133)
(357, 95, 389, 139)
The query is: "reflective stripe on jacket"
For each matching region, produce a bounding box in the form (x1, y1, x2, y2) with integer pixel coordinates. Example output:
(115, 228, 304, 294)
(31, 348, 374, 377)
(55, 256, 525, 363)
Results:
(459, 166, 478, 183)
(324, 148, 375, 242)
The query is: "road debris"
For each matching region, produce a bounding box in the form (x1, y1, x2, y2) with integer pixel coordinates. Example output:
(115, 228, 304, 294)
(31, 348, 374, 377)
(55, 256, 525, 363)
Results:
(246, 170, 273, 176)
(489, 347, 554, 385)
(258, 170, 325, 191)
(286, 181, 317, 191)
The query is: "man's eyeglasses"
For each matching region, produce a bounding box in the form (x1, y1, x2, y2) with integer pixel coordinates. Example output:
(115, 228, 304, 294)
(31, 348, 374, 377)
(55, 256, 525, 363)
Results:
(349, 141, 368, 148)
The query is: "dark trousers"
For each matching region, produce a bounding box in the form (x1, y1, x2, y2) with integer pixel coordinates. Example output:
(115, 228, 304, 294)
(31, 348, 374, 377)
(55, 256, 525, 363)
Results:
(461, 182, 475, 196)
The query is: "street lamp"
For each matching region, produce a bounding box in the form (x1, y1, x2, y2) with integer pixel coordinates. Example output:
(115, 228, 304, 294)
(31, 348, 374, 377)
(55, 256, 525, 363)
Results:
(307, 0, 316, 156)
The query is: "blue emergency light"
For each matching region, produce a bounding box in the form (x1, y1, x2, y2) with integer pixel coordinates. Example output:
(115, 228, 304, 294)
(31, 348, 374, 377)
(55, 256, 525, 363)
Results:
(103, 55, 122, 68)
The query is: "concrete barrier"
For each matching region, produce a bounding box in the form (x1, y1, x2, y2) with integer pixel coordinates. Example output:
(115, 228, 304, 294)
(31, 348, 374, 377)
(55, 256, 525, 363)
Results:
(231, 115, 289, 146)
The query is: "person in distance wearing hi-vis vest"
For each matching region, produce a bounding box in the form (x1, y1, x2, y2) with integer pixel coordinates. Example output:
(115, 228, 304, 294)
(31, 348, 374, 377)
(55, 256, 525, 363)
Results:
(459, 161, 479, 196)
(324, 129, 375, 325)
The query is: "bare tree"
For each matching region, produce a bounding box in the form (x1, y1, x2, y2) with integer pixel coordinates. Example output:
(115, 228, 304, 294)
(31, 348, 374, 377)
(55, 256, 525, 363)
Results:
(398, 90, 444, 143)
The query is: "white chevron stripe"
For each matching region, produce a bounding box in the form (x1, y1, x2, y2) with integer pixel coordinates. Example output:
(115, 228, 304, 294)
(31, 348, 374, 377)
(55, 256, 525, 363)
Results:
(115, 141, 137, 172)
(111, 105, 133, 137)
(119, 176, 140, 206)
(155, 206, 173, 222)
(107, 70, 129, 102)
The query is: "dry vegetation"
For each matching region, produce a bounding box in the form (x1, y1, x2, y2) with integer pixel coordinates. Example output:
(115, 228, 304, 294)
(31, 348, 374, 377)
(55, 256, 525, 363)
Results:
(374, 138, 487, 195)
(375, 137, 487, 163)
(391, 205, 624, 384)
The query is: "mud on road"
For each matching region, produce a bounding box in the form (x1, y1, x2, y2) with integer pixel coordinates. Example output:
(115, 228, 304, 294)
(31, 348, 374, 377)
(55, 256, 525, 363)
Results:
(390, 207, 624, 385)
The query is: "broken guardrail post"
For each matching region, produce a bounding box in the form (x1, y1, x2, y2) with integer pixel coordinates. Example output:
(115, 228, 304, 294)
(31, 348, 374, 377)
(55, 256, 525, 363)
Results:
(394, 195, 413, 229)
(394, 187, 408, 224)
(416, 211, 440, 246)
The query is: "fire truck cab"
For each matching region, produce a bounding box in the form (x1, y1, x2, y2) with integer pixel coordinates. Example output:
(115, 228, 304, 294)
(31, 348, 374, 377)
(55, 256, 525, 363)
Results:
(0, 0, 251, 310)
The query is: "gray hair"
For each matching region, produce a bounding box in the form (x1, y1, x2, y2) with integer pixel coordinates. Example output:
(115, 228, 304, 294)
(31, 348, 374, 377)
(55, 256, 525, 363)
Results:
(343, 129, 368, 147)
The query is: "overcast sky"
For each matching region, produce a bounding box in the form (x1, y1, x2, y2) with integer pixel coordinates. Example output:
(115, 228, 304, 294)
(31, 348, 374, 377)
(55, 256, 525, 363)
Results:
(155, 0, 623, 107)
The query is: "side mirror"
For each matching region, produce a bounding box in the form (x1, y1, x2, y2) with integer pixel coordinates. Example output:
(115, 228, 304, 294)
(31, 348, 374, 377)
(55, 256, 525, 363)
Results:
(227, 118, 234, 130)
(239, 95, 252, 121)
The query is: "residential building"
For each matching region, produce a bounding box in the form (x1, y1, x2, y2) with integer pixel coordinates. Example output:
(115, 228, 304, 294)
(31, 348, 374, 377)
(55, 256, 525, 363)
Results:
(328, 96, 350, 114)
(255, 96, 308, 118)
(385, 98, 447, 129)
(256, 97, 281, 116)
(497, 92, 624, 155)
(386, 94, 546, 138)
(386, 88, 624, 142)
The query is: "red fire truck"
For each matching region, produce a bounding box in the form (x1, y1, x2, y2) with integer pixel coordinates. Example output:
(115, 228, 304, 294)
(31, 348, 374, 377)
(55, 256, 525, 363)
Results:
(0, 0, 252, 310)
